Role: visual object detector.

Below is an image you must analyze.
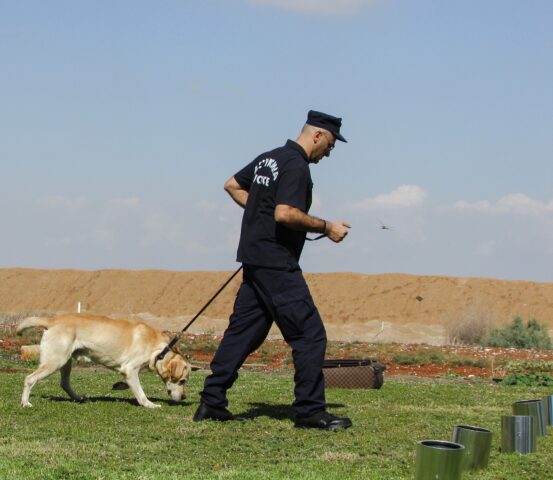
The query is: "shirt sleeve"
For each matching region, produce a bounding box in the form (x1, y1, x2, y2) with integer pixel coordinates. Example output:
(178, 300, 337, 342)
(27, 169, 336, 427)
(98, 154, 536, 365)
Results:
(275, 166, 310, 212)
(233, 159, 256, 190)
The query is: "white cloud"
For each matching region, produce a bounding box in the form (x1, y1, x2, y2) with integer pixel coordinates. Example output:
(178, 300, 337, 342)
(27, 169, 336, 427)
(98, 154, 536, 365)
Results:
(351, 185, 428, 210)
(454, 194, 553, 215)
(247, 0, 374, 15)
(496, 194, 553, 214)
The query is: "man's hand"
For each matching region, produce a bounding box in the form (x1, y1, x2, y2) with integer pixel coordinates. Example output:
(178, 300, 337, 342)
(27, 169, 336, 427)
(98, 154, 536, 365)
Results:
(325, 221, 351, 243)
(275, 204, 351, 242)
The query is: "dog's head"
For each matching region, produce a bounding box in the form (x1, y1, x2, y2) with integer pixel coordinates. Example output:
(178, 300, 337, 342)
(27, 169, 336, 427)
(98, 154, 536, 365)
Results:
(154, 349, 199, 402)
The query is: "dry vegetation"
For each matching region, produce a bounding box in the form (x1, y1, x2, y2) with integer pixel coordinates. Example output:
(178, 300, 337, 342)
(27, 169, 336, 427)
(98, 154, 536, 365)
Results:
(443, 303, 495, 345)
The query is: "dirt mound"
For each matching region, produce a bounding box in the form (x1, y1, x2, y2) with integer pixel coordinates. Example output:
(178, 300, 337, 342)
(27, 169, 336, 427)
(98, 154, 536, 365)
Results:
(1, 268, 552, 344)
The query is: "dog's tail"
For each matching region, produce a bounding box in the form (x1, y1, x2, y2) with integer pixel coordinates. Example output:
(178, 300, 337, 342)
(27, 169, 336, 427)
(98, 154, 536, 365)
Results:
(16, 316, 55, 335)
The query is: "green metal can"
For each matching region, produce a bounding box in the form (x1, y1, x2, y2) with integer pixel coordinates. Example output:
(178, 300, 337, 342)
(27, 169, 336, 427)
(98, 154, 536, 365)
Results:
(512, 399, 547, 437)
(451, 424, 493, 470)
(501, 415, 536, 455)
(414, 440, 464, 480)
(542, 396, 553, 427)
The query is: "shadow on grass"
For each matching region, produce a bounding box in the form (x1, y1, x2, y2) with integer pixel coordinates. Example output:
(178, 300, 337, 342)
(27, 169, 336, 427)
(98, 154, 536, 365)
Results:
(239, 402, 346, 420)
(40, 394, 194, 407)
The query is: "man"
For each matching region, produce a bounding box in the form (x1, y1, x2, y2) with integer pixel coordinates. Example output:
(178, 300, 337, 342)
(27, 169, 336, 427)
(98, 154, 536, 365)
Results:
(193, 110, 352, 430)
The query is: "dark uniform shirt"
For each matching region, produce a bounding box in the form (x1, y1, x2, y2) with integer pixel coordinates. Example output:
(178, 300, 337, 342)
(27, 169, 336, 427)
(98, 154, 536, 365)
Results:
(234, 140, 313, 268)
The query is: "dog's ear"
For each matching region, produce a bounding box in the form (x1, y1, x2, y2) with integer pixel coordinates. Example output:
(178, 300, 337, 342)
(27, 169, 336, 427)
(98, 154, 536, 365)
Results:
(170, 358, 186, 382)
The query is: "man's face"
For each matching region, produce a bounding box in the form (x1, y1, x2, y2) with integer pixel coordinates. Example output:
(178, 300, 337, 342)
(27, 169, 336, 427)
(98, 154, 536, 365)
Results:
(311, 130, 336, 164)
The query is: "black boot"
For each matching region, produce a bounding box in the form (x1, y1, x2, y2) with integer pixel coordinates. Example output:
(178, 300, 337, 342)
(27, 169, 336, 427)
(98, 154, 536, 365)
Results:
(193, 402, 241, 422)
(294, 411, 352, 431)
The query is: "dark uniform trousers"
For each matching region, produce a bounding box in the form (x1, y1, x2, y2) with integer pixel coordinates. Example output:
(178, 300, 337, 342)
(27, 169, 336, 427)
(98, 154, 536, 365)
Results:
(200, 263, 327, 418)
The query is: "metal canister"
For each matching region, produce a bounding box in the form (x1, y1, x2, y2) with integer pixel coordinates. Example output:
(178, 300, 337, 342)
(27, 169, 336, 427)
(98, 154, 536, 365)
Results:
(542, 395, 553, 427)
(512, 399, 547, 436)
(501, 415, 536, 454)
(414, 440, 465, 480)
(451, 424, 493, 470)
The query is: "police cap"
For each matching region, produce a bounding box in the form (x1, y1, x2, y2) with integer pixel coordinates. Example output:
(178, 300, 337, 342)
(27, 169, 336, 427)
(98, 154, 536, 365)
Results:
(306, 110, 347, 143)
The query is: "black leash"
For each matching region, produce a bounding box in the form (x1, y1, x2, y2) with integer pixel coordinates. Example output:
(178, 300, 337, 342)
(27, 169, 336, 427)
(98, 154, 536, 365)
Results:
(156, 265, 243, 362)
(306, 234, 326, 241)
(156, 232, 325, 362)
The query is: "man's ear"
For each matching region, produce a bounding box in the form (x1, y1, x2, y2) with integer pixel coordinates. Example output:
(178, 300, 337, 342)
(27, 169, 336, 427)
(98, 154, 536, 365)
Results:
(313, 130, 324, 144)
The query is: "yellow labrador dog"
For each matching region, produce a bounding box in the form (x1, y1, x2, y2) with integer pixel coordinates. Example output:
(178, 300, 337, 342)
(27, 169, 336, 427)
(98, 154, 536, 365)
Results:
(17, 314, 196, 408)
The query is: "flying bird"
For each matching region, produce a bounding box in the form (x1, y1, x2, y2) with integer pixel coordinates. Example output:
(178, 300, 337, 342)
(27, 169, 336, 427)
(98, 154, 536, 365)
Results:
(378, 219, 394, 231)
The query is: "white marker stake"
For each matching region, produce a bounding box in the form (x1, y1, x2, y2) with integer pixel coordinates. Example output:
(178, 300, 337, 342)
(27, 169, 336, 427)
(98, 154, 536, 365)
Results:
(77, 302, 81, 313)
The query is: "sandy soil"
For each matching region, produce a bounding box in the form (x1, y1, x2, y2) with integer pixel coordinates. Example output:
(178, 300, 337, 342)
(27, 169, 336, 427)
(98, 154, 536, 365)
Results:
(1, 268, 552, 345)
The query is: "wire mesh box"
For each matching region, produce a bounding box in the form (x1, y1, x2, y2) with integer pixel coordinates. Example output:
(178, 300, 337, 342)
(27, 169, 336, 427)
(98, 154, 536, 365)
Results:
(323, 359, 386, 389)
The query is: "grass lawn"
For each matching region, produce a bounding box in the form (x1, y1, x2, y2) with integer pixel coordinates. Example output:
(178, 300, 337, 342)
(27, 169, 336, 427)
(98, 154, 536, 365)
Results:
(1, 360, 552, 479)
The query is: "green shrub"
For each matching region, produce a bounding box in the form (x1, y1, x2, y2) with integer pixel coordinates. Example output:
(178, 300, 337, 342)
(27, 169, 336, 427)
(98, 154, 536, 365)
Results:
(503, 360, 553, 374)
(427, 350, 446, 364)
(501, 372, 553, 386)
(391, 354, 418, 365)
(448, 357, 489, 368)
(482, 316, 552, 350)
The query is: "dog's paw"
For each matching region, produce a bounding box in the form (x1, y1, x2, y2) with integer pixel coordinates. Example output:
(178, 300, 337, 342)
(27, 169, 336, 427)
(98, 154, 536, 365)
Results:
(21, 401, 33, 408)
(143, 402, 162, 409)
(72, 394, 86, 403)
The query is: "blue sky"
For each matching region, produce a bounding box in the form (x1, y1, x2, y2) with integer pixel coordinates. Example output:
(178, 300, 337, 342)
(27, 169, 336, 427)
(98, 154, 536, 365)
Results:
(1, 0, 552, 281)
